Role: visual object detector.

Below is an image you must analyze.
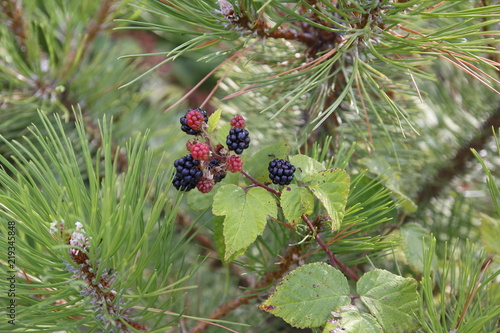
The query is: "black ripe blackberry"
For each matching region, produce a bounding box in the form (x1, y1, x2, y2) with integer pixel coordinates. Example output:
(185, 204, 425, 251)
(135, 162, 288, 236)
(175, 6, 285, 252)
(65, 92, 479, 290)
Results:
(226, 127, 250, 155)
(173, 154, 203, 191)
(209, 158, 227, 183)
(268, 159, 296, 185)
(180, 108, 208, 135)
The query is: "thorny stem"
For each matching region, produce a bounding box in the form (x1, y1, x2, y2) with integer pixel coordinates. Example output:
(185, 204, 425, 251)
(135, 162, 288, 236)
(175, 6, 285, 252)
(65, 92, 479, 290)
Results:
(302, 214, 359, 282)
(240, 169, 281, 196)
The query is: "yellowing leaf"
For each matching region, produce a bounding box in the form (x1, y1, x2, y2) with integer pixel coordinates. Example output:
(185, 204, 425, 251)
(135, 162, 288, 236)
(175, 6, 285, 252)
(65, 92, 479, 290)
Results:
(309, 169, 350, 231)
(212, 184, 277, 261)
(207, 108, 221, 132)
(357, 269, 419, 332)
(260, 262, 350, 328)
(280, 184, 314, 226)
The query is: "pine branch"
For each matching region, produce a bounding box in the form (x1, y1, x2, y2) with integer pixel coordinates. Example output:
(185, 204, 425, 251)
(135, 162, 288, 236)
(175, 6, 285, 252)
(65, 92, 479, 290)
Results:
(416, 67, 500, 206)
(1, 0, 27, 52)
(187, 243, 303, 333)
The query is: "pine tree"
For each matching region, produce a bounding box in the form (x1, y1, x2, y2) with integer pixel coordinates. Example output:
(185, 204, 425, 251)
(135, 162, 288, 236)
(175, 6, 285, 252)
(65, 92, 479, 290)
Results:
(1, 1, 499, 332)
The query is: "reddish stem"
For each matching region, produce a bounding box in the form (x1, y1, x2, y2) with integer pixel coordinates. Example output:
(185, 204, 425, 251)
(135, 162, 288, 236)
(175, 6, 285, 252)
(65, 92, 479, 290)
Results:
(240, 169, 281, 196)
(302, 214, 359, 282)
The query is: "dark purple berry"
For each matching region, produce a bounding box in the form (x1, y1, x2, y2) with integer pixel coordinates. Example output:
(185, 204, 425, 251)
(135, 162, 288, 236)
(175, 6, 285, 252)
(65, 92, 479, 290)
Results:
(226, 127, 250, 154)
(173, 154, 203, 191)
(268, 159, 295, 185)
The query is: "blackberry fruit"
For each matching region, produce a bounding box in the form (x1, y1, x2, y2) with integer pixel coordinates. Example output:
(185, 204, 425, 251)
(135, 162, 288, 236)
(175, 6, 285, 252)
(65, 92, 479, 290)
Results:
(197, 177, 215, 193)
(173, 154, 203, 191)
(226, 127, 250, 155)
(190, 142, 210, 161)
(209, 158, 227, 183)
(268, 159, 296, 185)
(180, 108, 208, 135)
(227, 155, 243, 173)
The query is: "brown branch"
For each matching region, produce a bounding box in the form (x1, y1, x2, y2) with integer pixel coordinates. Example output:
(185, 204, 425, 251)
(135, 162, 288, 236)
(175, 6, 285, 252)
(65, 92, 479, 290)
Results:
(416, 94, 500, 206)
(1, 0, 27, 53)
(187, 243, 303, 333)
(302, 214, 359, 282)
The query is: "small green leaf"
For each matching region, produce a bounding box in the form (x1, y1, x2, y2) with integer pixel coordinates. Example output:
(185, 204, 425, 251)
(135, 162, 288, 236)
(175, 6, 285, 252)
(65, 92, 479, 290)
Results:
(213, 216, 244, 262)
(400, 223, 435, 273)
(212, 184, 277, 261)
(357, 269, 419, 332)
(308, 169, 350, 231)
(323, 306, 383, 333)
(245, 141, 291, 182)
(216, 123, 231, 148)
(290, 154, 324, 181)
(260, 262, 351, 328)
(207, 108, 222, 132)
(280, 184, 314, 226)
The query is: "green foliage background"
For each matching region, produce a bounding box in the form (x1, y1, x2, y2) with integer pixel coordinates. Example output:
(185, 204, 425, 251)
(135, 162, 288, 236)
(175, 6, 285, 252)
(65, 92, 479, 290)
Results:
(1, 0, 499, 332)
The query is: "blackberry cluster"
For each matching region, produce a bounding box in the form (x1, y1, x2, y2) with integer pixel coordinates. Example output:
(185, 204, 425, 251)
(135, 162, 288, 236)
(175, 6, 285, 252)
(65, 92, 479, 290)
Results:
(268, 159, 296, 185)
(180, 108, 208, 135)
(173, 154, 203, 191)
(226, 127, 250, 155)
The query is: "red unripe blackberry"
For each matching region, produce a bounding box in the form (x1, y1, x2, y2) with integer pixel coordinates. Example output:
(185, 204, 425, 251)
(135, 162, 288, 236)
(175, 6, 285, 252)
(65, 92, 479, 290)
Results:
(190, 142, 210, 161)
(268, 159, 295, 185)
(227, 155, 243, 173)
(226, 127, 250, 155)
(173, 154, 203, 191)
(197, 177, 215, 193)
(180, 108, 208, 135)
(230, 115, 246, 129)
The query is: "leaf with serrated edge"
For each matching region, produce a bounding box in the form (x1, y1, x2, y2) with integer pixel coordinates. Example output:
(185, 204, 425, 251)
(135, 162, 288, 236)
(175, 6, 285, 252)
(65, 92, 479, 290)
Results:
(281, 184, 314, 226)
(207, 108, 222, 132)
(357, 269, 419, 332)
(213, 216, 244, 262)
(260, 262, 350, 328)
(308, 169, 350, 231)
(323, 306, 383, 333)
(290, 154, 324, 181)
(245, 141, 291, 182)
(213, 184, 277, 261)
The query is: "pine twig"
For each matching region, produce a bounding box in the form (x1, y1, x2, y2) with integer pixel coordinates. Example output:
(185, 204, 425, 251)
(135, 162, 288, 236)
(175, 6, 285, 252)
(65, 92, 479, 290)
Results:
(187, 244, 303, 333)
(416, 105, 500, 206)
(1, 0, 27, 53)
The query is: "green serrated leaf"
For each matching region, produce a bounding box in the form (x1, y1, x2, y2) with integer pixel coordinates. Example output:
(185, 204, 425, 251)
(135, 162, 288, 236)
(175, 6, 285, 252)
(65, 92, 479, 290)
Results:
(280, 184, 314, 226)
(207, 108, 221, 132)
(308, 169, 350, 231)
(260, 262, 351, 328)
(357, 269, 419, 333)
(323, 306, 383, 333)
(216, 123, 231, 148)
(245, 141, 291, 182)
(212, 184, 277, 261)
(400, 223, 435, 273)
(213, 216, 244, 262)
(290, 154, 325, 182)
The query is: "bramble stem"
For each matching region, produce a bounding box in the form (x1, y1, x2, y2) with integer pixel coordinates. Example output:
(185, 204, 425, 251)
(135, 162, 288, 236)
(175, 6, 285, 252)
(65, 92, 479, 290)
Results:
(302, 214, 359, 282)
(240, 169, 281, 196)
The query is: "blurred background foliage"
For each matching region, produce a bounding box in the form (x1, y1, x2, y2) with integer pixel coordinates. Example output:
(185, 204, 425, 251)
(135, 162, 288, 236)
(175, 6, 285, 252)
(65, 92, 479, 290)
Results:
(1, 0, 499, 332)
